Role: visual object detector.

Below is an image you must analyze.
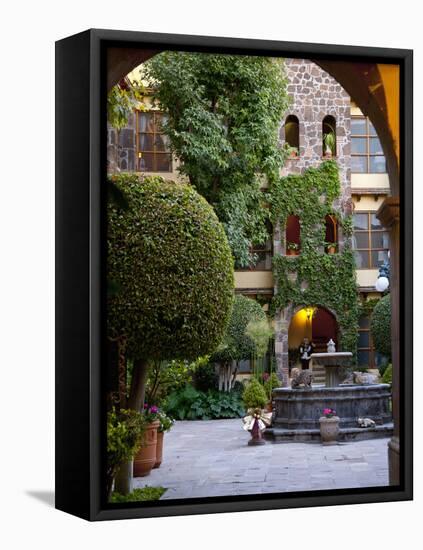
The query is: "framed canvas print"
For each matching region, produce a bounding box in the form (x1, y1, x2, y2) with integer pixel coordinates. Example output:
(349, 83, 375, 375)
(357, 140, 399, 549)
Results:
(55, 29, 413, 521)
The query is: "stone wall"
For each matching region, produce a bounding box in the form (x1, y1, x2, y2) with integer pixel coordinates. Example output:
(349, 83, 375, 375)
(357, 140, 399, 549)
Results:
(107, 112, 136, 173)
(274, 59, 352, 385)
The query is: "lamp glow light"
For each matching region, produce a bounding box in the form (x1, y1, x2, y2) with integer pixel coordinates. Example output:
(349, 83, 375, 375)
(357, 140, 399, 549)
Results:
(375, 276, 389, 292)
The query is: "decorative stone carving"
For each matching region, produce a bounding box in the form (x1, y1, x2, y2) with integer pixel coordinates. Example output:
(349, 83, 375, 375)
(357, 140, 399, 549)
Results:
(358, 417, 376, 428)
(291, 367, 313, 389)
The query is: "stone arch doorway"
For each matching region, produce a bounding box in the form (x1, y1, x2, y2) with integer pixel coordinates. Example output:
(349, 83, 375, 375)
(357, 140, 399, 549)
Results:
(288, 306, 338, 362)
(287, 306, 338, 383)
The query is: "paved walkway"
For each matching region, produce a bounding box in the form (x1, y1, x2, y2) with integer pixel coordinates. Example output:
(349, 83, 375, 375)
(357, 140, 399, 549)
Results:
(134, 419, 390, 499)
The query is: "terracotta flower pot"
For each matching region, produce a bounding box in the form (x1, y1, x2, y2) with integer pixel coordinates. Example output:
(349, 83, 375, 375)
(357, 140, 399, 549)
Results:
(286, 248, 299, 256)
(319, 416, 340, 445)
(327, 246, 337, 254)
(153, 430, 164, 469)
(133, 419, 160, 477)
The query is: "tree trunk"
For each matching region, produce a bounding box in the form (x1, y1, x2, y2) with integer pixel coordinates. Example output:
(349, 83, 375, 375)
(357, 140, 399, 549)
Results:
(114, 358, 149, 496)
(128, 358, 149, 411)
(231, 361, 239, 390)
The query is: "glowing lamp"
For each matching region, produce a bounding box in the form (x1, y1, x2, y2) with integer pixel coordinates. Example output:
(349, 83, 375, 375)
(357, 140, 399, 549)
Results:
(375, 276, 389, 293)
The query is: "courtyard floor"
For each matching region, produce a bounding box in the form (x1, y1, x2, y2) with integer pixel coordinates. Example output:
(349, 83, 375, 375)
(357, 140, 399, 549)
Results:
(134, 419, 390, 500)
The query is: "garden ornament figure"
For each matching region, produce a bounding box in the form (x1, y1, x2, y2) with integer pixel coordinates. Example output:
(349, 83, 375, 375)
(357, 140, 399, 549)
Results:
(327, 338, 336, 353)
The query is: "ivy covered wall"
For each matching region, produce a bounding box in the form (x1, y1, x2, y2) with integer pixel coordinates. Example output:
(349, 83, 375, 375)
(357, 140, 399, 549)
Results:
(269, 160, 359, 385)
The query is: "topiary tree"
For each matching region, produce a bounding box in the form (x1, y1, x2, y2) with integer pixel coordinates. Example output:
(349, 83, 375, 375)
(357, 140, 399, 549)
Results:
(108, 173, 234, 411)
(370, 294, 391, 359)
(211, 295, 267, 391)
(242, 378, 268, 410)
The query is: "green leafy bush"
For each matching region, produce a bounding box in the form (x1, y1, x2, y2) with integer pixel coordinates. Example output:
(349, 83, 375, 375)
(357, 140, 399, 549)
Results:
(193, 361, 218, 392)
(164, 384, 245, 420)
(110, 487, 166, 503)
(242, 378, 268, 410)
(141, 52, 290, 267)
(382, 363, 393, 385)
(264, 372, 281, 400)
(145, 359, 194, 406)
(106, 408, 145, 497)
(212, 295, 267, 365)
(107, 173, 234, 363)
(371, 294, 391, 359)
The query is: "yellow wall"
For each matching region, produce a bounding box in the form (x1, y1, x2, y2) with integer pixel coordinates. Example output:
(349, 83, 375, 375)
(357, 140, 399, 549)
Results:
(353, 195, 386, 212)
(234, 271, 274, 290)
(288, 308, 313, 348)
(356, 269, 379, 289)
(351, 173, 390, 190)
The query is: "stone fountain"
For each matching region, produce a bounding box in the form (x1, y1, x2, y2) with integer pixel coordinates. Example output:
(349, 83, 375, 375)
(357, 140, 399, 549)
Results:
(266, 340, 393, 442)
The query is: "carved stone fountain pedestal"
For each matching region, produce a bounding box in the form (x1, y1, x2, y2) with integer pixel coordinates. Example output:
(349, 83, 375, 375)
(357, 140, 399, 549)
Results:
(310, 352, 353, 387)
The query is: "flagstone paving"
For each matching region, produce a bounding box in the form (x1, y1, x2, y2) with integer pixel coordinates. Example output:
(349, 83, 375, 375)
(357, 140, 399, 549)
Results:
(133, 419, 390, 500)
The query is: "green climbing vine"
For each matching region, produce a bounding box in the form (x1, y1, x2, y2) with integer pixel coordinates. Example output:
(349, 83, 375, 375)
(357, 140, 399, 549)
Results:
(269, 160, 359, 360)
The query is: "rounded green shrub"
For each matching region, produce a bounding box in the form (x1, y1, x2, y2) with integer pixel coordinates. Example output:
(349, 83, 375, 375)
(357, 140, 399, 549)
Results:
(242, 377, 268, 410)
(370, 294, 391, 358)
(107, 174, 234, 361)
(212, 294, 267, 364)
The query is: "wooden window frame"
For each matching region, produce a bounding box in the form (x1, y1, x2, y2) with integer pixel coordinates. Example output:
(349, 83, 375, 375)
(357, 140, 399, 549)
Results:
(357, 315, 376, 369)
(353, 211, 390, 270)
(351, 115, 387, 174)
(136, 110, 172, 173)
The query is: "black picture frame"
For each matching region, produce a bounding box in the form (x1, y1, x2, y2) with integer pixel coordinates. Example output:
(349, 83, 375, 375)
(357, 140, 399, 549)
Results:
(55, 28, 413, 521)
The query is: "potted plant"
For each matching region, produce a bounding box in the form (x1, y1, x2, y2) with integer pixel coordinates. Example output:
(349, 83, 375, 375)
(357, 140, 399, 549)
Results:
(289, 146, 299, 158)
(323, 132, 336, 157)
(133, 404, 160, 477)
(286, 241, 300, 256)
(319, 407, 340, 445)
(242, 378, 269, 445)
(326, 241, 338, 254)
(154, 410, 174, 469)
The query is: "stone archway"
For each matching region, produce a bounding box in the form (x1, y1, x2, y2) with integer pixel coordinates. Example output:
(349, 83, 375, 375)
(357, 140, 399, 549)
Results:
(106, 45, 401, 485)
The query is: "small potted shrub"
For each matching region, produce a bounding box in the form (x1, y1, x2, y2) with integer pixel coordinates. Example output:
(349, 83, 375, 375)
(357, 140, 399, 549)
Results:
(154, 410, 174, 469)
(326, 242, 338, 254)
(133, 405, 160, 477)
(242, 378, 269, 445)
(323, 132, 336, 157)
(319, 407, 340, 445)
(289, 146, 299, 158)
(286, 242, 300, 256)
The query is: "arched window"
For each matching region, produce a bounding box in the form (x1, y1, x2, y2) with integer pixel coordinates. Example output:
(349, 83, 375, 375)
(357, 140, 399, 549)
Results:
(322, 115, 336, 157)
(285, 115, 300, 156)
(286, 215, 301, 255)
(325, 214, 338, 253)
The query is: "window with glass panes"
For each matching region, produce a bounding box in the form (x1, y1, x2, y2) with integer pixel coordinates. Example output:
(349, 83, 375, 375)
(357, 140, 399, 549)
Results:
(352, 212, 389, 269)
(137, 112, 172, 172)
(351, 116, 386, 173)
(357, 315, 374, 368)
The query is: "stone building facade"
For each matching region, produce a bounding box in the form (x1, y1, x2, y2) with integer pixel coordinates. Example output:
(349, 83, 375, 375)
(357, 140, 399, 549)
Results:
(273, 59, 353, 386)
(107, 57, 390, 384)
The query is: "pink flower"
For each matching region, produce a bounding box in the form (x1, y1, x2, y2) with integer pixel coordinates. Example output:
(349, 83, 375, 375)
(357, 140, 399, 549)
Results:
(150, 406, 158, 414)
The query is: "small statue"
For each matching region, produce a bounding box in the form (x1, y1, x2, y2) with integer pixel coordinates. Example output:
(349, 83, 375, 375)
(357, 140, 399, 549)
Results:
(327, 339, 336, 353)
(291, 367, 313, 389)
(357, 417, 376, 428)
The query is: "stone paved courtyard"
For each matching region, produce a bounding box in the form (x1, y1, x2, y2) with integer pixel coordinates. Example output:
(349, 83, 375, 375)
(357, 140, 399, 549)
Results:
(134, 419, 390, 499)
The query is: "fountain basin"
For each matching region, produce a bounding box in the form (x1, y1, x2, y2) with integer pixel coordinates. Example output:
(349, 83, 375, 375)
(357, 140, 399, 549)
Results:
(266, 384, 393, 442)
